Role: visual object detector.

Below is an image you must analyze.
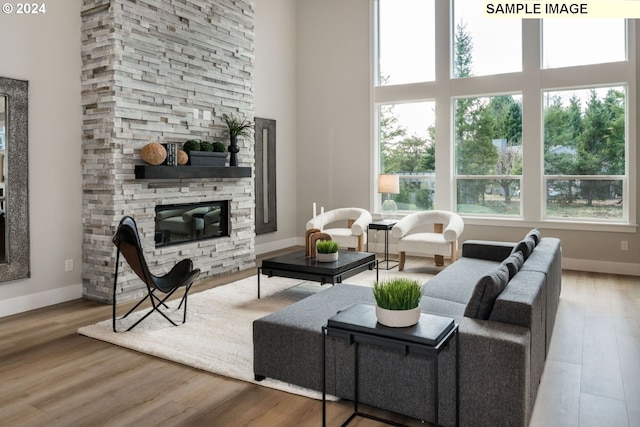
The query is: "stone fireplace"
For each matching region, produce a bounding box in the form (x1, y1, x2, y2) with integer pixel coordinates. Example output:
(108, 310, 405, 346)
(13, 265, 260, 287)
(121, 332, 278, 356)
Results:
(80, 0, 256, 304)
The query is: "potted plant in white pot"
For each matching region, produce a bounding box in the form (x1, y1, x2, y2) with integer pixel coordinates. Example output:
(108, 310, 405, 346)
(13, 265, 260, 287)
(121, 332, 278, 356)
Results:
(372, 278, 426, 327)
(222, 113, 253, 166)
(316, 240, 339, 262)
(183, 140, 227, 166)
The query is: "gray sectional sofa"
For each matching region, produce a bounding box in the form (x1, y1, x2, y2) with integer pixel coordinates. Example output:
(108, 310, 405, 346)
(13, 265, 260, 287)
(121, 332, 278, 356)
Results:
(253, 230, 561, 427)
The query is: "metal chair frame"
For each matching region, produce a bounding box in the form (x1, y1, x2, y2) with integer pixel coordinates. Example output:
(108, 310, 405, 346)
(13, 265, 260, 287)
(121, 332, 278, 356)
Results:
(112, 216, 200, 332)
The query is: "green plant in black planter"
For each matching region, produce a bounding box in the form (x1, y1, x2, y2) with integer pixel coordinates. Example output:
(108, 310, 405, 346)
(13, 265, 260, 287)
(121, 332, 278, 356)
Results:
(222, 113, 253, 166)
(199, 141, 213, 152)
(212, 141, 226, 152)
(200, 141, 213, 153)
(222, 113, 253, 138)
(183, 139, 201, 153)
(183, 139, 227, 166)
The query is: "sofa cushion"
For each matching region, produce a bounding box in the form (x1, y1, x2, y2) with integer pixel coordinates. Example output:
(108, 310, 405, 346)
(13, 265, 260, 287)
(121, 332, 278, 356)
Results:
(424, 257, 499, 305)
(501, 251, 524, 280)
(420, 296, 467, 317)
(464, 264, 510, 320)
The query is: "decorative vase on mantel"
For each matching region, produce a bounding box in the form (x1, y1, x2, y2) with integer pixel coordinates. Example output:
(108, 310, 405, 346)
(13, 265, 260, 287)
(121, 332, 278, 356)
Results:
(222, 113, 253, 167)
(228, 135, 240, 167)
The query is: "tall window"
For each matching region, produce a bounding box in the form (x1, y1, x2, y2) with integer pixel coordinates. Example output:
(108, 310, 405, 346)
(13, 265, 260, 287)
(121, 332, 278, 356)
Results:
(377, 0, 434, 85)
(543, 87, 626, 220)
(453, 0, 521, 77)
(373, 0, 633, 227)
(379, 102, 435, 211)
(542, 20, 626, 69)
(455, 95, 522, 216)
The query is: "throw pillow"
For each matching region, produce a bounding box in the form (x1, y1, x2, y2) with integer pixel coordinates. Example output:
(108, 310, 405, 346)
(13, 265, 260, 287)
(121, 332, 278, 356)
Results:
(511, 238, 535, 260)
(464, 264, 510, 320)
(501, 251, 524, 280)
(525, 228, 541, 246)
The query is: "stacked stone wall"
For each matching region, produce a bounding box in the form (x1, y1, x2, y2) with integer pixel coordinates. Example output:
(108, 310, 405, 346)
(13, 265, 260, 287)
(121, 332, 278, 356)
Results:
(81, 0, 255, 303)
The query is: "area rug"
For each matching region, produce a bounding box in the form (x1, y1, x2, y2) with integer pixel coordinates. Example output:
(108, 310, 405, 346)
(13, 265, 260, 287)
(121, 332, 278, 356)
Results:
(78, 267, 432, 399)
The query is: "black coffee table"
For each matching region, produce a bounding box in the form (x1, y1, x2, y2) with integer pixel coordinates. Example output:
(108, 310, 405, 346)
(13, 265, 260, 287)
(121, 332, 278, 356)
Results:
(257, 250, 377, 298)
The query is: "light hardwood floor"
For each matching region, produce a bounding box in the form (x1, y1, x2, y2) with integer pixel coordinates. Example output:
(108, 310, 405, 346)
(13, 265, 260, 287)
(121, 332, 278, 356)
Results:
(1, 248, 639, 427)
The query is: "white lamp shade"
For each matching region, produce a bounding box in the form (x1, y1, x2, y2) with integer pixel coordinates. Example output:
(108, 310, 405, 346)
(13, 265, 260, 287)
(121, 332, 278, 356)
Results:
(378, 174, 400, 194)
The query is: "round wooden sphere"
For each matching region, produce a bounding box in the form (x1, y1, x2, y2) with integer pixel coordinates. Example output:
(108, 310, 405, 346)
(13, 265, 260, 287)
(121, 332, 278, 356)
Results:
(177, 149, 189, 165)
(141, 142, 167, 165)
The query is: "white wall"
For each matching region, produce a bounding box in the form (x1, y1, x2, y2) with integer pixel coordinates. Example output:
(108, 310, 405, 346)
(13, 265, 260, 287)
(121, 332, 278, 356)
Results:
(0, 1, 83, 317)
(296, 0, 373, 232)
(253, 0, 299, 254)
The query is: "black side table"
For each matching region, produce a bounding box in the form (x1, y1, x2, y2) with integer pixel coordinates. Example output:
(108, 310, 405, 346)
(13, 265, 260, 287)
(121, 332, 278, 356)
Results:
(322, 303, 459, 427)
(367, 220, 398, 270)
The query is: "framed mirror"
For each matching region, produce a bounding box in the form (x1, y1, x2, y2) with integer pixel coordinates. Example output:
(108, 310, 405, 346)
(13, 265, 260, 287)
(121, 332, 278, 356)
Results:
(0, 76, 30, 282)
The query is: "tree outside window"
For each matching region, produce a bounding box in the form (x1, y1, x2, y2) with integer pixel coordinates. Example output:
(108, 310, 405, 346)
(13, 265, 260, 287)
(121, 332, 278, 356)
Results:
(453, 22, 523, 216)
(379, 101, 435, 211)
(544, 87, 625, 220)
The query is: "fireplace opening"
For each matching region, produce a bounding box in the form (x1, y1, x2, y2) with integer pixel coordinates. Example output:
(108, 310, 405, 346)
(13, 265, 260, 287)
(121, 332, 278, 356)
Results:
(155, 200, 230, 247)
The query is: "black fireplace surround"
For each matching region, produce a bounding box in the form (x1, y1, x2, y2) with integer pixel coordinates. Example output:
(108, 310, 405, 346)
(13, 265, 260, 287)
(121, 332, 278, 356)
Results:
(155, 200, 230, 247)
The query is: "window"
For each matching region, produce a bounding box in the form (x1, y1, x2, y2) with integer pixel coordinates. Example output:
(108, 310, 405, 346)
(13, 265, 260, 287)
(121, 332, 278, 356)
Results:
(379, 102, 435, 211)
(377, 0, 434, 86)
(543, 87, 625, 220)
(453, 0, 521, 77)
(455, 95, 522, 216)
(373, 1, 633, 228)
(543, 20, 626, 69)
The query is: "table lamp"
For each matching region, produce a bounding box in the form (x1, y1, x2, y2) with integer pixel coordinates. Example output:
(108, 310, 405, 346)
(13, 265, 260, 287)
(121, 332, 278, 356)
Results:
(378, 174, 400, 220)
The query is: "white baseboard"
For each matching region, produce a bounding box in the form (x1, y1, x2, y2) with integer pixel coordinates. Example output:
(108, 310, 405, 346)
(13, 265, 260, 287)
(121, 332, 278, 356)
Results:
(0, 283, 83, 319)
(255, 237, 301, 256)
(562, 258, 640, 276)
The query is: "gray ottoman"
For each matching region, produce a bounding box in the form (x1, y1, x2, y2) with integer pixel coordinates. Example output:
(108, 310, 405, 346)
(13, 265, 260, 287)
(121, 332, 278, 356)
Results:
(253, 284, 374, 391)
(252, 284, 457, 426)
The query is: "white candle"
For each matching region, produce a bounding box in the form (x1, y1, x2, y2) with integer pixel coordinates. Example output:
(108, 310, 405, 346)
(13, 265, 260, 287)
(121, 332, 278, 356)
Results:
(313, 202, 317, 218)
(321, 206, 324, 217)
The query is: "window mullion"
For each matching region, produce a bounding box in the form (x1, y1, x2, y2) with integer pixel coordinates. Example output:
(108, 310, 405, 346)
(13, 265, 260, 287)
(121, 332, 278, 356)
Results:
(433, 0, 453, 210)
(521, 19, 542, 222)
(627, 19, 637, 225)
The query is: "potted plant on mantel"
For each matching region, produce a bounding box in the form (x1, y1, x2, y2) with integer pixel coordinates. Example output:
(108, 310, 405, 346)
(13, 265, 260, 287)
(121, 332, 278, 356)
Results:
(316, 240, 339, 262)
(221, 113, 253, 167)
(183, 139, 228, 167)
(372, 278, 425, 327)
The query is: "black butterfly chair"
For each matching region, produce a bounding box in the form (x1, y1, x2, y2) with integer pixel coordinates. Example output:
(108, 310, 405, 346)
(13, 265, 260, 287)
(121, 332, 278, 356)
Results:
(112, 216, 201, 332)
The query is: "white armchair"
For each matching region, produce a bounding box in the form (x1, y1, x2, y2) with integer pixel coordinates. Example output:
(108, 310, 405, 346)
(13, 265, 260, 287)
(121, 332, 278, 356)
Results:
(391, 210, 464, 270)
(306, 208, 372, 252)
